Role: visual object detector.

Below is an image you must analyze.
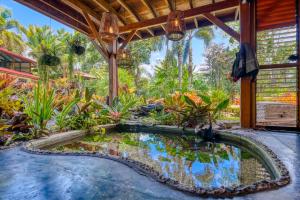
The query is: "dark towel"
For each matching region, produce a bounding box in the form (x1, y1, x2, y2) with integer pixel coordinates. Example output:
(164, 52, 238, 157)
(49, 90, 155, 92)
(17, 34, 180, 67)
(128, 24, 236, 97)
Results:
(231, 43, 259, 82)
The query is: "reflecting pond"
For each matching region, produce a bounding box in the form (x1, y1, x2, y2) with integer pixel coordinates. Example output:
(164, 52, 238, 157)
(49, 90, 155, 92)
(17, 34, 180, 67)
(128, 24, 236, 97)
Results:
(49, 132, 273, 188)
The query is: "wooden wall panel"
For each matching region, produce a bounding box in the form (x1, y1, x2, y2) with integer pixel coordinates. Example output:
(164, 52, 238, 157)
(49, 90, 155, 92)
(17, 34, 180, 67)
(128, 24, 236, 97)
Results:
(257, 0, 296, 31)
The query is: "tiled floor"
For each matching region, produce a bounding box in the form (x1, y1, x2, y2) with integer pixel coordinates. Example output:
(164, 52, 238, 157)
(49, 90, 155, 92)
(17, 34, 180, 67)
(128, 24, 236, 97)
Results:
(0, 130, 299, 200)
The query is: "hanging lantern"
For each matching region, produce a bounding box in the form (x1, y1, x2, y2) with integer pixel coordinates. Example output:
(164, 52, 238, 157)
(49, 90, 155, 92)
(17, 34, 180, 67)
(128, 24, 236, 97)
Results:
(117, 49, 132, 68)
(166, 10, 185, 41)
(99, 12, 119, 41)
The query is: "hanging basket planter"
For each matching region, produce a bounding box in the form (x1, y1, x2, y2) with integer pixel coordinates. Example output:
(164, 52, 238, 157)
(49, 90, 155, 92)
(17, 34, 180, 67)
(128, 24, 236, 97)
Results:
(39, 54, 61, 66)
(99, 12, 119, 42)
(68, 35, 86, 56)
(71, 44, 85, 55)
(166, 10, 186, 41)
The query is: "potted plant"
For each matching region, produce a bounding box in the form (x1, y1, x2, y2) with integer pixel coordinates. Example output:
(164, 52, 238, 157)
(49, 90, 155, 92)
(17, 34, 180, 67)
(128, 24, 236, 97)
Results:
(69, 34, 85, 56)
(39, 53, 60, 66)
(71, 42, 85, 55)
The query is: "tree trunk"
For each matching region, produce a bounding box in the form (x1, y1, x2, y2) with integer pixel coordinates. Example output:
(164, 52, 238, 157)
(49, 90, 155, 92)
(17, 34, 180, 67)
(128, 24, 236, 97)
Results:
(177, 43, 183, 91)
(188, 37, 193, 89)
(134, 66, 141, 94)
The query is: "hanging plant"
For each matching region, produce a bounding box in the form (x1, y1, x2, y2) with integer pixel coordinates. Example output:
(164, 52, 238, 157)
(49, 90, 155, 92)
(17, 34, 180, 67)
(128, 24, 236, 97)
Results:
(39, 54, 61, 66)
(69, 34, 85, 56)
(71, 44, 85, 55)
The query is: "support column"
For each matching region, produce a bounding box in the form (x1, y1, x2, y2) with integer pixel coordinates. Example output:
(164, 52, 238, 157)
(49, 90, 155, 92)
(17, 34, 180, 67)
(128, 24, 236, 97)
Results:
(240, 0, 256, 128)
(108, 39, 118, 106)
(296, 0, 300, 128)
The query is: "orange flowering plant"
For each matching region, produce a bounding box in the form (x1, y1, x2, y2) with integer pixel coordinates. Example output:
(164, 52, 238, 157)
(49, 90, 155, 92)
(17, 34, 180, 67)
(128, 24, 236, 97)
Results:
(163, 91, 229, 128)
(276, 92, 296, 105)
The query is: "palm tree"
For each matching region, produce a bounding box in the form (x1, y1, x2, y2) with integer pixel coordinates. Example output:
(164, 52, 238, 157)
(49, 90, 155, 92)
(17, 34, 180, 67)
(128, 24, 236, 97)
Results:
(57, 30, 86, 79)
(183, 27, 215, 88)
(24, 25, 62, 83)
(0, 7, 25, 54)
(173, 40, 184, 90)
(79, 38, 106, 72)
(154, 37, 182, 91)
(156, 36, 185, 91)
(126, 37, 163, 92)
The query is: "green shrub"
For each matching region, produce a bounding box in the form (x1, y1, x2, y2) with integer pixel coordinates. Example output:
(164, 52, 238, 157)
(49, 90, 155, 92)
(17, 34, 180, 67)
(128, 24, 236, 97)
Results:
(101, 95, 137, 123)
(24, 82, 55, 136)
(55, 98, 80, 131)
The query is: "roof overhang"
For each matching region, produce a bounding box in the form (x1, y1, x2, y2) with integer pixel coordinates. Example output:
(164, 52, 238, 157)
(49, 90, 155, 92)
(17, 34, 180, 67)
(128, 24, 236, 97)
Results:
(0, 47, 36, 64)
(14, 0, 240, 42)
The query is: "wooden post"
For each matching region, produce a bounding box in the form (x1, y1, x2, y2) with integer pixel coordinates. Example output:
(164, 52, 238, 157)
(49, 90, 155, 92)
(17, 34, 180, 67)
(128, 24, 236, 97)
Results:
(108, 39, 118, 106)
(296, 0, 300, 128)
(240, 0, 256, 128)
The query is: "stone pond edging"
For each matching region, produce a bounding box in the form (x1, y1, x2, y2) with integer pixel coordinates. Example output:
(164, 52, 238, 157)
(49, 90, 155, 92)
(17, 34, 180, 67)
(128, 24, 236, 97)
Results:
(21, 123, 290, 198)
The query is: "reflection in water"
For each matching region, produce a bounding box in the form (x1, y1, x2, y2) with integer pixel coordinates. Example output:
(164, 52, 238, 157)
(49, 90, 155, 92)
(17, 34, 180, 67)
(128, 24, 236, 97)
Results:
(51, 132, 273, 188)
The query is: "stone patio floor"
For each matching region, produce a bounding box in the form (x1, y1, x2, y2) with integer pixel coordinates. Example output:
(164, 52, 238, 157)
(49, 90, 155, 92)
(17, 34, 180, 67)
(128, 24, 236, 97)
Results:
(0, 130, 299, 200)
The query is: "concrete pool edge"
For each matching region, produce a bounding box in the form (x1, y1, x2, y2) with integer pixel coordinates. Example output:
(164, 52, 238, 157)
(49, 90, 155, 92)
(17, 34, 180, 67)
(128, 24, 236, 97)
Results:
(21, 123, 290, 198)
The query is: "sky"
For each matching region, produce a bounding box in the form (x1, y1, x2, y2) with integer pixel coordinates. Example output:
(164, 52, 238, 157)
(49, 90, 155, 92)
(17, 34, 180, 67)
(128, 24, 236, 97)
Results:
(0, 0, 232, 74)
(0, 0, 73, 32)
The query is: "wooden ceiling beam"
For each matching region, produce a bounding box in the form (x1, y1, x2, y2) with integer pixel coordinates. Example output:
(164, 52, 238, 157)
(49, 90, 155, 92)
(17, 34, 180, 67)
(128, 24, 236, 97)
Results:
(82, 11, 101, 41)
(119, 0, 239, 33)
(188, 0, 198, 29)
(128, 12, 236, 42)
(194, 18, 198, 28)
(92, 0, 126, 25)
(189, 0, 193, 9)
(117, 0, 141, 22)
(141, 0, 158, 18)
(135, 31, 142, 39)
(15, 0, 91, 35)
(62, 0, 101, 24)
(17, 0, 238, 41)
(90, 39, 109, 61)
(164, 0, 174, 11)
(147, 29, 155, 36)
(117, 0, 154, 39)
(203, 13, 240, 41)
(82, 11, 109, 59)
(118, 30, 137, 53)
(39, 0, 88, 29)
(235, 7, 240, 21)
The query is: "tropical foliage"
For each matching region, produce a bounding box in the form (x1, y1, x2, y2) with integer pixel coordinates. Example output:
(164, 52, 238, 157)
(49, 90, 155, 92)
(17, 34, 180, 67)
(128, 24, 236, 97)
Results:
(23, 82, 55, 136)
(156, 91, 229, 128)
(0, 6, 241, 146)
(0, 7, 25, 53)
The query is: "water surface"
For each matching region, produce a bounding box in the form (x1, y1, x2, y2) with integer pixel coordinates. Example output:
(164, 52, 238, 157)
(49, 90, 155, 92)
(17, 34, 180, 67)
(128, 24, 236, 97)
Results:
(50, 132, 273, 188)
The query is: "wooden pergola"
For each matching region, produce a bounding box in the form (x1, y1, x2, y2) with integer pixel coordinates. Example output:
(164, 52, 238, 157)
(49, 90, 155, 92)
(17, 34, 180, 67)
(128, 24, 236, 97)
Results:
(14, 0, 300, 130)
